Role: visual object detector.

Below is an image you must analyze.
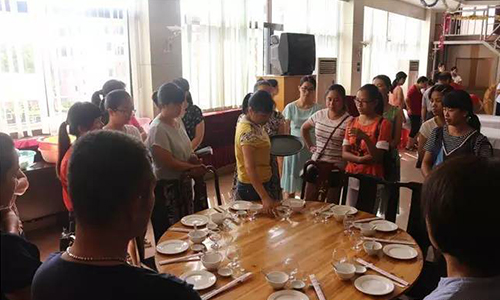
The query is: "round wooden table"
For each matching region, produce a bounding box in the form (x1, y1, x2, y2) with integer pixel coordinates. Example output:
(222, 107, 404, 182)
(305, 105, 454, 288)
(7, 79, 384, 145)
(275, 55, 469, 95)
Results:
(155, 202, 423, 300)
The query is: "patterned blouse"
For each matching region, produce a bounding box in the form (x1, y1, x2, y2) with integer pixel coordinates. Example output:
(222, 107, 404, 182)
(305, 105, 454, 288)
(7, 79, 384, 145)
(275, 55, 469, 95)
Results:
(182, 104, 204, 141)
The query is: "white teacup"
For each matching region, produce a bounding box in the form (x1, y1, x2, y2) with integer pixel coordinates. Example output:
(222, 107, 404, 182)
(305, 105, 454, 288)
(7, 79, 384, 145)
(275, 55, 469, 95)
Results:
(363, 241, 382, 256)
(210, 213, 225, 225)
(201, 251, 223, 271)
(333, 211, 346, 222)
(359, 223, 376, 237)
(188, 230, 208, 244)
(265, 271, 289, 289)
(333, 262, 356, 280)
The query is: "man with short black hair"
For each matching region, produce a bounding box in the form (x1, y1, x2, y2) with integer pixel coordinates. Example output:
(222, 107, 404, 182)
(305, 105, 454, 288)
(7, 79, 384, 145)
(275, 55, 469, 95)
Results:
(32, 131, 200, 300)
(422, 156, 500, 299)
(405, 76, 429, 150)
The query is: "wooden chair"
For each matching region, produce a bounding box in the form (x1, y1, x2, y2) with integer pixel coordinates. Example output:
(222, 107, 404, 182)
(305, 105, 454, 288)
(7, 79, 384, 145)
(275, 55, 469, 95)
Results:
(341, 173, 384, 216)
(300, 161, 344, 204)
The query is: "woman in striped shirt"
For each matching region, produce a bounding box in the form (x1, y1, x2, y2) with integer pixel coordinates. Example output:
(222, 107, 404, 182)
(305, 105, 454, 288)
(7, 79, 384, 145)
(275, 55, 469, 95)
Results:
(301, 84, 352, 202)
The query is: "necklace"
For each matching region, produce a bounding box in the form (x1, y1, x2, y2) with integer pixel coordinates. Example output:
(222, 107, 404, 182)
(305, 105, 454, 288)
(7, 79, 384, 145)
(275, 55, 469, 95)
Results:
(66, 247, 128, 264)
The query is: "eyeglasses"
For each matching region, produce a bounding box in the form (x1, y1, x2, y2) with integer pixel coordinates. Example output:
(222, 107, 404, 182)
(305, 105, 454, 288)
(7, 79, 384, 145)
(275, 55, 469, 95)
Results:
(300, 87, 315, 92)
(114, 109, 136, 114)
(354, 98, 373, 104)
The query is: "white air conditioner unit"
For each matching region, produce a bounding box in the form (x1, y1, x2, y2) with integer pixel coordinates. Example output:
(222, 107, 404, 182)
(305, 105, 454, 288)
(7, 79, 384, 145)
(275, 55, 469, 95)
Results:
(316, 57, 337, 106)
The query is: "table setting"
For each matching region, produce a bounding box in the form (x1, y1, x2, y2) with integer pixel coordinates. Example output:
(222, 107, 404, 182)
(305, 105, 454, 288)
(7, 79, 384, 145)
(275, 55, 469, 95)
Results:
(155, 200, 423, 299)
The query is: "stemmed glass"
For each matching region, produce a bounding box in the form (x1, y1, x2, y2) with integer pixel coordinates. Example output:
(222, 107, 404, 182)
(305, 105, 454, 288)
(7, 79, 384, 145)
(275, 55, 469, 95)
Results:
(247, 204, 261, 221)
(226, 244, 244, 275)
(332, 248, 348, 267)
(349, 230, 363, 252)
(274, 205, 292, 222)
(284, 257, 299, 281)
(209, 228, 222, 250)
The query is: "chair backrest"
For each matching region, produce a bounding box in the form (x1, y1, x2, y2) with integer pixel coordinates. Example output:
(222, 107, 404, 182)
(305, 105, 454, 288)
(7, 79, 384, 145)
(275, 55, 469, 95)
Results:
(342, 173, 385, 215)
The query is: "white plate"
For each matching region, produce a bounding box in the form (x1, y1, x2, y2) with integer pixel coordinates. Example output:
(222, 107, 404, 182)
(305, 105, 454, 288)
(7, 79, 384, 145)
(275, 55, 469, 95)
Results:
(217, 267, 233, 277)
(156, 240, 189, 255)
(181, 215, 210, 227)
(369, 220, 398, 232)
(332, 205, 358, 215)
(354, 275, 395, 296)
(267, 290, 309, 300)
(180, 270, 217, 290)
(383, 244, 418, 260)
(282, 198, 305, 208)
(230, 200, 252, 211)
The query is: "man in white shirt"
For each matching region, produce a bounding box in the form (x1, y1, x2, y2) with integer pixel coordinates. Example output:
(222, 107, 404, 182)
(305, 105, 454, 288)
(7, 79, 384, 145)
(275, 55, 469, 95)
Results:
(450, 66, 462, 85)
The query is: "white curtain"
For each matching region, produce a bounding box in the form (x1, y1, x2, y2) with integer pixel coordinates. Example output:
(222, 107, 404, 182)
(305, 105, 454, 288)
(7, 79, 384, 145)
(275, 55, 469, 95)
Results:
(0, 0, 131, 137)
(272, 0, 341, 58)
(362, 7, 423, 85)
(180, 0, 265, 110)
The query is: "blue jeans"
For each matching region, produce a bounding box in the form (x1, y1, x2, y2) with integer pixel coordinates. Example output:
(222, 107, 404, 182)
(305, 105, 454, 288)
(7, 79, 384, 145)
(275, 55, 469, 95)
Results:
(235, 181, 273, 201)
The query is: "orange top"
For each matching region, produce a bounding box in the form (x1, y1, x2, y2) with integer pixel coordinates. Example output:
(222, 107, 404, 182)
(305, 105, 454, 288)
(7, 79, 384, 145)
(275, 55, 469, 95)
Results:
(60, 147, 73, 211)
(343, 117, 392, 178)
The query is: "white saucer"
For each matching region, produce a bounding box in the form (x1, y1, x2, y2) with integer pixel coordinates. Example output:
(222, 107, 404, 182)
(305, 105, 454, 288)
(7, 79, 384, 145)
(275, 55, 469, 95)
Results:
(354, 264, 367, 274)
(332, 205, 358, 215)
(180, 270, 217, 290)
(267, 290, 309, 300)
(383, 244, 418, 260)
(230, 200, 252, 211)
(217, 267, 233, 277)
(156, 240, 189, 255)
(369, 220, 398, 232)
(354, 275, 395, 296)
(181, 215, 210, 227)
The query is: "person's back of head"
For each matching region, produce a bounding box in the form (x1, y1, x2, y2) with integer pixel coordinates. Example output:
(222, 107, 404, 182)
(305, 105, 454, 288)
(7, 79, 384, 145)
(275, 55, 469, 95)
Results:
(241, 93, 252, 114)
(172, 78, 193, 106)
(68, 130, 154, 237)
(248, 90, 274, 114)
(91, 79, 126, 107)
(422, 156, 500, 276)
(254, 79, 272, 93)
(0, 133, 17, 209)
(438, 72, 452, 85)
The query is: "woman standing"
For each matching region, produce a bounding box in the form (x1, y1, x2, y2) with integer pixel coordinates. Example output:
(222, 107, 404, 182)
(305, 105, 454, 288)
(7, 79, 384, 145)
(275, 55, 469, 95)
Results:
(373, 75, 403, 181)
(422, 90, 493, 177)
(92, 79, 147, 140)
(234, 91, 277, 212)
(342, 84, 392, 206)
(301, 84, 352, 202)
(281, 75, 322, 199)
(102, 90, 142, 141)
(173, 78, 205, 150)
(146, 83, 206, 241)
(57, 102, 103, 212)
(417, 85, 453, 167)
(389, 71, 407, 109)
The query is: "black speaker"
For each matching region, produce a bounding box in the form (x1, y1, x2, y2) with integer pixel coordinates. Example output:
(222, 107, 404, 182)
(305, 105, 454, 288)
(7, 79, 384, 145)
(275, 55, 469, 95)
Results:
(277, 33, 316, 75)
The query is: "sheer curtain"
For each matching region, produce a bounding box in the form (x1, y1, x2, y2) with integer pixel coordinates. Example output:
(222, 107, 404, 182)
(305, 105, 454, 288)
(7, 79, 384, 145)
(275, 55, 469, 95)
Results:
(362, 7, 423, 85)
(0, 0, 131, 137)
(272, 0, 341, 58)
(180, 0, 265, 110)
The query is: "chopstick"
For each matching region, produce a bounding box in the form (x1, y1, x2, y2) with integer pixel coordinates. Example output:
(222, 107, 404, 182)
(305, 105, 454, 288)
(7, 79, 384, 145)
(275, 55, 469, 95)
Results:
(159, 253, 202, 265)
(201, 272, 252, 300)
(356, 258, 409, 287)
(362, 237, 416, 246)
(213, 207, 223, 213)
(168, 227, 192, 233)
(353, 217, 381, 223)
(309, 274, 326, 300)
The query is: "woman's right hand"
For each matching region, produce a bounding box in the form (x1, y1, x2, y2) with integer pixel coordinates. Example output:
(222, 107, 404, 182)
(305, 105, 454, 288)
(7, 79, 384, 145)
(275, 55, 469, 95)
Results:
(261, 197, 276, 215)
(188, 165, 207, 178)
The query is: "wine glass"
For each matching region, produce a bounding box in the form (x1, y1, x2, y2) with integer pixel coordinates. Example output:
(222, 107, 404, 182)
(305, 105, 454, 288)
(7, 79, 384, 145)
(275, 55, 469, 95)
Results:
(349, 230, 363, 252)
(209, 228, 222, 250)
(320, 211, 331, 224)
(274, 205, 292, 222)
(248, 204, 261, 221)
(226, 245, 244, 274)
(332, 248, 348, 267)
(284, 257, 299, 281)
(343, 213, 355, 235)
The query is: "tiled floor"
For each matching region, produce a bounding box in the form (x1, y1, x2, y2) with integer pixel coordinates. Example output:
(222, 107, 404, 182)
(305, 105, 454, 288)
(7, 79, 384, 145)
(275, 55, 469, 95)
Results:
(27, 150, 423, 261)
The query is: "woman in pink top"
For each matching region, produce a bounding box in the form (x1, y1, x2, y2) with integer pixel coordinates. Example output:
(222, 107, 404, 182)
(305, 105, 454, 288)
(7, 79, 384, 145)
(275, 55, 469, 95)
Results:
(389, 71, 407, 109)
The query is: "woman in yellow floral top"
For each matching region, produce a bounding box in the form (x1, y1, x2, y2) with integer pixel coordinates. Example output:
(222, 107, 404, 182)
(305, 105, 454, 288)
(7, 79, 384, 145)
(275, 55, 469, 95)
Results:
(234, 90, 277, 212)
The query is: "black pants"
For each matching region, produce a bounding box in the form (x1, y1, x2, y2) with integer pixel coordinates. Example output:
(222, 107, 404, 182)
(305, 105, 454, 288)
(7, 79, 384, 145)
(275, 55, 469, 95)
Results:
(409, 115, 422, 138)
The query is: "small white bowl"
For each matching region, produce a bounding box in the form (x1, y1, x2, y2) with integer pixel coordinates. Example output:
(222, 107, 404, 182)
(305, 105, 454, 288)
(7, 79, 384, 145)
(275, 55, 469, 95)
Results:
(363, 241, 383, 256)
(206, 223, 218, 231)
(359, 224, 376, 237)
(265, 271, 289, 289)
(354, 264, 367, 274)
(217, 267, 233, 277)
(284, 199, 306, 212)
(334, 262, 356, 280)
(201, 251, 223, 271)
(188, 230, 208, 244)
(210, 213, 225, 225)
(191, 243, 206, 252)
(290, 279, 306, 290)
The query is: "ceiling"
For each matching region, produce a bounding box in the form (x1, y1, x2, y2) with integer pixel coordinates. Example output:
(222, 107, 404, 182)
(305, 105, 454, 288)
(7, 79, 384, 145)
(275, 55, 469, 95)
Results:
(401, 0, 500, 11)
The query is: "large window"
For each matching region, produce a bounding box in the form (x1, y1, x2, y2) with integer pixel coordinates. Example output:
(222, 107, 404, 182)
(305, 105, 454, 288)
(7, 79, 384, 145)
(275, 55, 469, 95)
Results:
(180, 0, 341, 110)
(0, 0, 130, 137)
(362, 7, 423, 85)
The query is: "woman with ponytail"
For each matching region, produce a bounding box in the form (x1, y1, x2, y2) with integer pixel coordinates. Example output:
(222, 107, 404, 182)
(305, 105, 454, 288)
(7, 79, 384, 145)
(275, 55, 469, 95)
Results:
(422, 90, 493, 177)
(92, 79, 147, 140)
(389, 71, 407, 109)
(57, 102, 103, 211)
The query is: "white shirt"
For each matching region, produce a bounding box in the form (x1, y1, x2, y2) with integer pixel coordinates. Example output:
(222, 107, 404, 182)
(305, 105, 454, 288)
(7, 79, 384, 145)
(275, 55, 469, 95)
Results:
(452, 74, 462, 84)
(419, 117, 439, 139)
(123, 124, 142, 141)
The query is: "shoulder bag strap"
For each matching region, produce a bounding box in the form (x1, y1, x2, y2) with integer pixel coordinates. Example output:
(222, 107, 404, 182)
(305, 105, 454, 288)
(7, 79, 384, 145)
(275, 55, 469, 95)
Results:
(317, 115, 350, 160)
